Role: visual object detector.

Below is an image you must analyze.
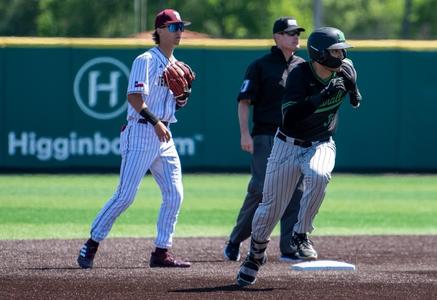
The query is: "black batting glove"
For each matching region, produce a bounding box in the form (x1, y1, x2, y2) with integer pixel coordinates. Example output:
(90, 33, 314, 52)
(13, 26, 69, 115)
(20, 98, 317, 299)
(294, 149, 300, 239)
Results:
(320, 77, 346, 100)
(309, 77, 346, 108)
(339, 59, 359, 92)
(339, 60, 363, 108)
(339, 61, 363, 108)
(339, 67, 356, 92)
(349, 88, 362, 108)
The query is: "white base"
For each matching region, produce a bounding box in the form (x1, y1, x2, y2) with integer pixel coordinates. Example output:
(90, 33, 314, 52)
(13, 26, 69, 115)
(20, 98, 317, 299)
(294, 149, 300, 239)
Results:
(290, 260, 356, 271)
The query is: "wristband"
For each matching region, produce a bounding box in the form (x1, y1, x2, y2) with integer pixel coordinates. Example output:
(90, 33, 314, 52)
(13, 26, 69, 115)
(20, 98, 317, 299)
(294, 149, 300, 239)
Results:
(139, 107, 159, 126)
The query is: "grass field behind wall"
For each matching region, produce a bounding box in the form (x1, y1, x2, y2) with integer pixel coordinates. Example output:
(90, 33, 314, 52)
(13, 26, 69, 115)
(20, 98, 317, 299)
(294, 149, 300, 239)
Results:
(0, 174, 436, 240)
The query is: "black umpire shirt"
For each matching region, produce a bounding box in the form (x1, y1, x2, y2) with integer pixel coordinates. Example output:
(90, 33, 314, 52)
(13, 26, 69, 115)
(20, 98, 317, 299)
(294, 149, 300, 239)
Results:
(237, 46, 304, 136)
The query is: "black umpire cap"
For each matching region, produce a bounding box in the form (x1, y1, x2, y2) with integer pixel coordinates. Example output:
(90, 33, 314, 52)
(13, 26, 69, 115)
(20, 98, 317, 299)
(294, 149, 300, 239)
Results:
(273, 17, 305, 34)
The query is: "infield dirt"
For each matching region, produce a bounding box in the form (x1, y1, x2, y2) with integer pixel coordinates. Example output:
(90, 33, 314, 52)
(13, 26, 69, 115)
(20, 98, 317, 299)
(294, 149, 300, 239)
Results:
(1, 236, 437, 299)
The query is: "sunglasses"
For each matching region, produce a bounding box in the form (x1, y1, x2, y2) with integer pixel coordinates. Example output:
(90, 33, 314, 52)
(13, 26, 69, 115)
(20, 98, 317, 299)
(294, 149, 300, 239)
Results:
(282, 31, 300, 37)
(162, 23, 185, 32)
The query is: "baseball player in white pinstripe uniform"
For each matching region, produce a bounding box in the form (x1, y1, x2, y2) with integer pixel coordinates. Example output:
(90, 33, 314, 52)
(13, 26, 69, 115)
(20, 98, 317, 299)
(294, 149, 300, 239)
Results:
(77, 9, 192, 269)
(237, 27, 362, 286)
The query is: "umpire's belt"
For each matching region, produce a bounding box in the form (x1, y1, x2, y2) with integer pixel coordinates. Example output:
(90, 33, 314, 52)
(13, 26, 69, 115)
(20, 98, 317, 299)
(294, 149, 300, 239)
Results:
(276, 131, 329, 148)
(138, 119, 168, 127)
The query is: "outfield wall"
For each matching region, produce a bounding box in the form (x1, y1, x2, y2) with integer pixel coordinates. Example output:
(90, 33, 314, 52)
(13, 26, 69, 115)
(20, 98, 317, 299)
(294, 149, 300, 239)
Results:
(1, 38, 436, 172)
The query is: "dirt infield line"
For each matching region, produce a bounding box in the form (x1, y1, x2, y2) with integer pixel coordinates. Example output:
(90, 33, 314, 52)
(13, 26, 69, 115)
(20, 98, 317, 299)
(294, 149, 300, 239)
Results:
(1, 236, 437, 299)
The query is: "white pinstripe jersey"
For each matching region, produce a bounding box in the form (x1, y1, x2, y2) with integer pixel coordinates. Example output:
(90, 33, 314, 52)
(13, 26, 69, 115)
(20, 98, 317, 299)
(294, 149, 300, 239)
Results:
(126, 46, 177, 123)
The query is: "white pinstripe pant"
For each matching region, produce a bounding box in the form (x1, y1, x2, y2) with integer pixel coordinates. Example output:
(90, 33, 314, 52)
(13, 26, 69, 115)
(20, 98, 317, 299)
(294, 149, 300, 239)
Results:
(252, 134, 336, 242)
(90, 121, 183, 249)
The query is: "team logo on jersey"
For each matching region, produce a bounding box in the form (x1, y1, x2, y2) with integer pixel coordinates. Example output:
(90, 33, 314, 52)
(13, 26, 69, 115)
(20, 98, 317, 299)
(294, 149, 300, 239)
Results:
(73, 57, 129, 120)
(316, 91, 344, 113)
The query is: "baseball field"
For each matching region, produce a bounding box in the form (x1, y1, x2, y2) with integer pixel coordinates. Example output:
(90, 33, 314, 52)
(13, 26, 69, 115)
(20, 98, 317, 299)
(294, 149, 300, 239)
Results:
(1, 173, 437, 299)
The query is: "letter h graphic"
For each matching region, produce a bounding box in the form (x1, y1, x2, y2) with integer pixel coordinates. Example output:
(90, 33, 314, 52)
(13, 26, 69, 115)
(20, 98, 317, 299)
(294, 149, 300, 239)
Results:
(88, 71, 121, 108)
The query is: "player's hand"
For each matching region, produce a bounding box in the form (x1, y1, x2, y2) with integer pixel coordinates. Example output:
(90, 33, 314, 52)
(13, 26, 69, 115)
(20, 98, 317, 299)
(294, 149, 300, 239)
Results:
(321, 77, 346, 100)
(349, 88, 362, 108)
(154, 121, 171, 142)
(339, 59, 358, 92)
(241, 132, 253, 154)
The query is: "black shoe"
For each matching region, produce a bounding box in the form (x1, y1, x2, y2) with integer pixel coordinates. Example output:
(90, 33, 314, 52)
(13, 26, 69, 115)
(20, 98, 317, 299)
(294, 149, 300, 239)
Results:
(77, 239, 99, 269)
(291, 233, 317, 260)
(236, 254, 265, 287)
(224, 241, 241, 261)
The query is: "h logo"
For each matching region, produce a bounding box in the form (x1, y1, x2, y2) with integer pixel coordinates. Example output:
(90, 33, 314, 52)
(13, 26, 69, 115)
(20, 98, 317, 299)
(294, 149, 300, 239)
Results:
(88, 71, 121, 108)
(74, 57, 129, 120)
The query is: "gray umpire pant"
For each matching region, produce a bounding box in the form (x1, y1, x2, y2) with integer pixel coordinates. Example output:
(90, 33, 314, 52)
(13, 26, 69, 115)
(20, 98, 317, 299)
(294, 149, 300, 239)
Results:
(229, 135, 303, 254)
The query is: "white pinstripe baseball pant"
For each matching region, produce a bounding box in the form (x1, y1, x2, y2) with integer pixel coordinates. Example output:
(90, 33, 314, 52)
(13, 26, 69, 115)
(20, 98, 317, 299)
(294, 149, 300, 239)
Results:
(90, 120, 183, 249)
(252, 133, 336, 242)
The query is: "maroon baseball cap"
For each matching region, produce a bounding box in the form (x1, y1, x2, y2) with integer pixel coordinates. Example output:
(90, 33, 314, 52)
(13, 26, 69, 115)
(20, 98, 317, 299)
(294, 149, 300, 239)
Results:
(155, 9, 191, 29)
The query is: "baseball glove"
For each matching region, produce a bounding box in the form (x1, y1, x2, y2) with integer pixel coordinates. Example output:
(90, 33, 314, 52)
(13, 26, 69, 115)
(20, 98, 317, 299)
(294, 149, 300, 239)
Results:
(163, 61, 196, 106)
(174, 61, 195, 87)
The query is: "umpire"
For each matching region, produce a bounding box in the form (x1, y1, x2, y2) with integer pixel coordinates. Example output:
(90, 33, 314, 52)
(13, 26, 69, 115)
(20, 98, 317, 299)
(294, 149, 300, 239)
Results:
(224, 17, 305, 262)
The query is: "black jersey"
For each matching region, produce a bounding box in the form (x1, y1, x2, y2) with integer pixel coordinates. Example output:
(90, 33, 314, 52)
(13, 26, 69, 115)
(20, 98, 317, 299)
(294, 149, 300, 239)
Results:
(237, 46, 304, 136)
(280, 61, 348, 141)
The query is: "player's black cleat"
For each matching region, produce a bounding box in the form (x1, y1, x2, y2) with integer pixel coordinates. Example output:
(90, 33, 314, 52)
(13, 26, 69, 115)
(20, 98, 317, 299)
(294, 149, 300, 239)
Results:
(236, 238, 268, 287)
(291, 232, 317, 260)
(224, 241, 241, 261)
(236, 254, 266, 287)
(77, 239, 99, 269)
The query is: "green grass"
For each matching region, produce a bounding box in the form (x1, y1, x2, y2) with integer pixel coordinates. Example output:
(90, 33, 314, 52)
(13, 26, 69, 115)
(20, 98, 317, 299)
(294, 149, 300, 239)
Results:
(0, 174, 436, 240)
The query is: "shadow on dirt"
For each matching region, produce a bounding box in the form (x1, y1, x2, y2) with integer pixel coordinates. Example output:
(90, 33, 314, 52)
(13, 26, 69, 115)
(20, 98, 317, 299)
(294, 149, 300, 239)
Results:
(170, 284, 276, 293)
